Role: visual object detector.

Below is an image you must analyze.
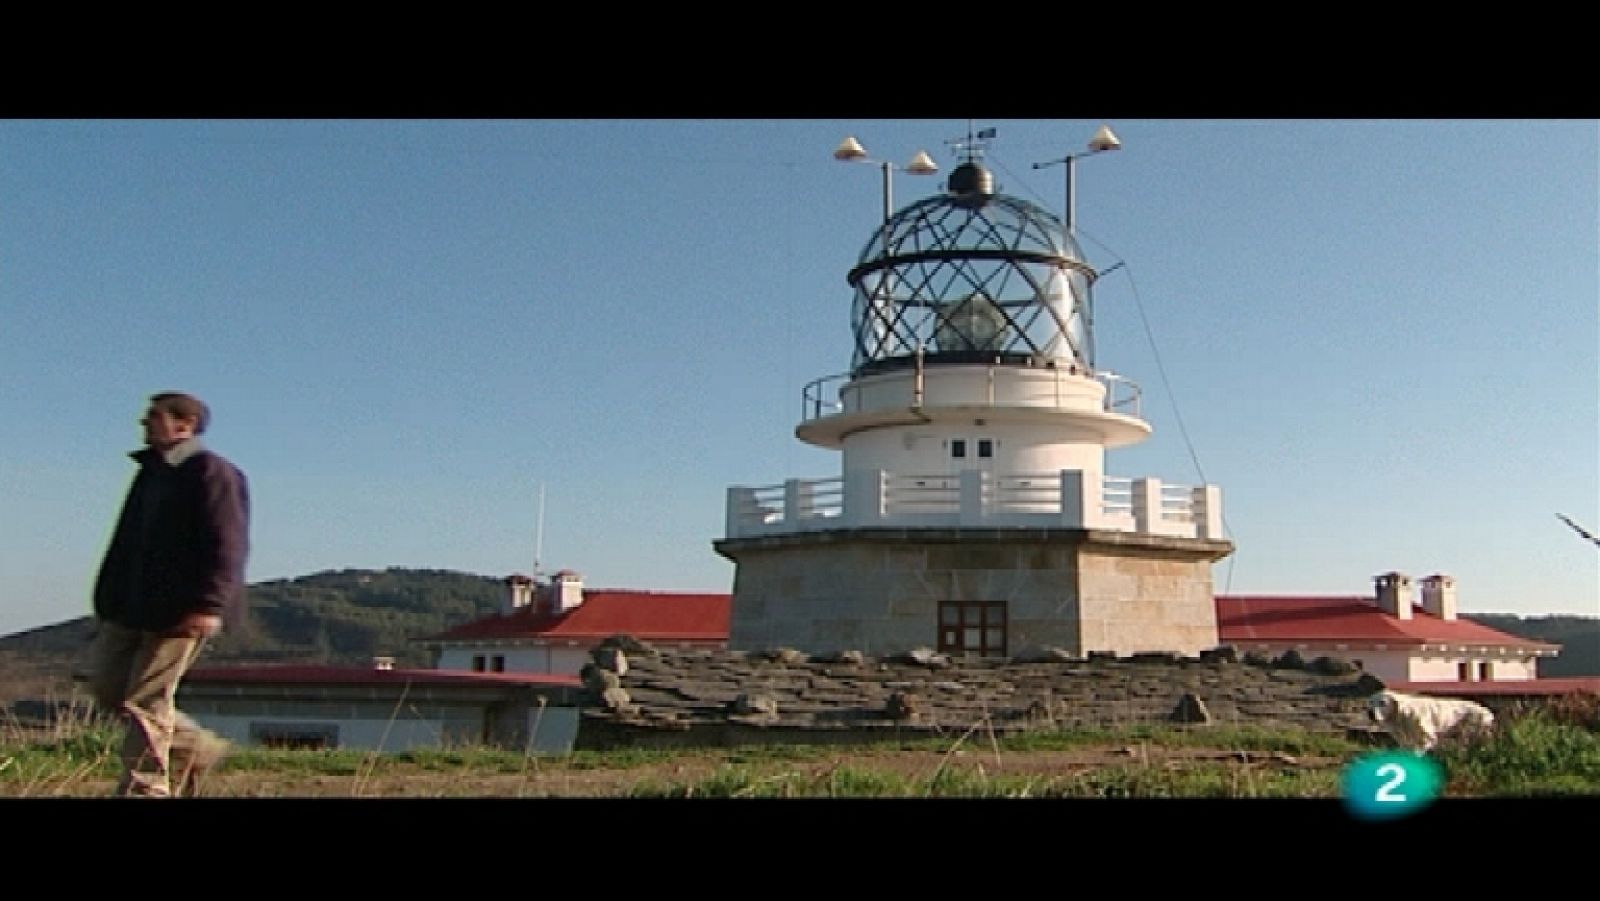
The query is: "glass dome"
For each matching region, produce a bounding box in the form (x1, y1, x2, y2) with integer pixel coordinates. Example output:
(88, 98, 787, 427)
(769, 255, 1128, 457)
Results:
(847, 160, 1098, 377)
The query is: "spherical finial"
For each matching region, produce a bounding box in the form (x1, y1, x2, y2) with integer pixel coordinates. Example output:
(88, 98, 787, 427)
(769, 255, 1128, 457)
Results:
(946, 161, 994, 207)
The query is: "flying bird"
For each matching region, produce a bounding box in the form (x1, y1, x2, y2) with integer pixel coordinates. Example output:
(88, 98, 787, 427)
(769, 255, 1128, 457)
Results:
(1557, 513, 1600, 549)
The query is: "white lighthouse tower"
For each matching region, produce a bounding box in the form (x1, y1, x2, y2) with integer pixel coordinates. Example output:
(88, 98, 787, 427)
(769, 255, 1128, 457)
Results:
(715, 125, 1232, 658)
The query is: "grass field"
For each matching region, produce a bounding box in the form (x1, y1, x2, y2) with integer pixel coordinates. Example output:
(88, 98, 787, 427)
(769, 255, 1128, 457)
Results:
(5, 700, 1597, 799)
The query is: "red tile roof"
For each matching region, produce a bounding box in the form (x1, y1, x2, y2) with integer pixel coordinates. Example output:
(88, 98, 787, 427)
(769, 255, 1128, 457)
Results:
(429, 590, 731, 643)
(429, 590, 1561, 652)
(1215, 595, 1559, 650)
(185, 664, 580, 688)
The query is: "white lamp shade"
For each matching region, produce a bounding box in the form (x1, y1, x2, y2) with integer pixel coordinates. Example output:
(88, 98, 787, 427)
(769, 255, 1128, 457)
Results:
(833, 136, 868, 161)
(1088, 125, 1122, 153)
(905, 150, 938, 174)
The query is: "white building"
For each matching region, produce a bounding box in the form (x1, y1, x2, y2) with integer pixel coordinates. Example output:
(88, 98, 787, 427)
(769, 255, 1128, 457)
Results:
(178, 570, 727, 754)
(1217, 572, 1561, 684)
(716, 126, 1232, 658)
(421, 570, 728, 676)
(179, 662, 584, 754)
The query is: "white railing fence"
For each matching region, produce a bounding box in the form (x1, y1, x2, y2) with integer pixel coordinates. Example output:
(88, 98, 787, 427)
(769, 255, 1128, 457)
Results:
(799, 367, 1144, 423)
(727, 470, 1222, 541)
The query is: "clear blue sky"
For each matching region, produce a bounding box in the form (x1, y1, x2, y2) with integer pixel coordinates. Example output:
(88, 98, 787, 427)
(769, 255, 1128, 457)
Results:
(1, 119, 1595, 636)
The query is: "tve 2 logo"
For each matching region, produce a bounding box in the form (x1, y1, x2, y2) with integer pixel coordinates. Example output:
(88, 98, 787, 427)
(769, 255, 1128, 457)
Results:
(1341, 752, 1444, 821)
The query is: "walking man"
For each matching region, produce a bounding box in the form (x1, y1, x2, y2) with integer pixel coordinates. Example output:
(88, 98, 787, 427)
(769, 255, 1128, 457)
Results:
(88, 391, 250, 797)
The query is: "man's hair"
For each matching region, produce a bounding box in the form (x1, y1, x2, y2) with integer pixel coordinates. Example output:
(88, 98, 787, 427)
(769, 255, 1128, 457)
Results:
(149, 392, 211, 435)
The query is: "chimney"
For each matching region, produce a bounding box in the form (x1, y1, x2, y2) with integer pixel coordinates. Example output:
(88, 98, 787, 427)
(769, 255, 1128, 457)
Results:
(549, 569, 584, 614)
(1420, 573, 1457, 621)
(1373, 571, 1413, 620)
(504, 573, 535, 613)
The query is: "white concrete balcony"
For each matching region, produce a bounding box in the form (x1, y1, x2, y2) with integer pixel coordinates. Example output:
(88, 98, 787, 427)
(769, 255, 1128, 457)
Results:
(801, 368, 1144, 422)
(724, 470, 1224, 541)
(797, 367, 1150, 450)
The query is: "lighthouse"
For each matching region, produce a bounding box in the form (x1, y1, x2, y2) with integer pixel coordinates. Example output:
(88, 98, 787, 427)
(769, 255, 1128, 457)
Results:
(715, 125, 1233, 658)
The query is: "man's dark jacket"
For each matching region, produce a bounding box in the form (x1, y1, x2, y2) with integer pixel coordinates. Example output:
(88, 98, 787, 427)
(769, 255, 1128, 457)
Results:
(93, 441, 251, 632)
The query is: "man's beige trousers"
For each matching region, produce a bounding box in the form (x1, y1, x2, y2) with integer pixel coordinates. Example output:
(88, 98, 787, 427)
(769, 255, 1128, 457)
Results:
(87, 619, 211, 797)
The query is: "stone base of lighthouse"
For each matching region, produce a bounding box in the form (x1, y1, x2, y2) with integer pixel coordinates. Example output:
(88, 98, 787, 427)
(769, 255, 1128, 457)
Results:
(714, 528, 1234, 659)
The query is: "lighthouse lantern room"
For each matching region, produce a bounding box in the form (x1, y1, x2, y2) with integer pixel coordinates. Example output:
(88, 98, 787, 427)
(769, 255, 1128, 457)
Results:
(715, 125, 1233, 659)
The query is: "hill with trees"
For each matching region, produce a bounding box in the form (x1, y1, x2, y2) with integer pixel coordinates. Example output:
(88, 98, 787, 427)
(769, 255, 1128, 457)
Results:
(1471, 613, 1600, 678)
(0, 568, 507, 672)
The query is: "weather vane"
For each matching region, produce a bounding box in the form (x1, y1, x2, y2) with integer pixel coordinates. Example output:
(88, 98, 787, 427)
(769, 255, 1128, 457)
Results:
(945, 119, 997, 162)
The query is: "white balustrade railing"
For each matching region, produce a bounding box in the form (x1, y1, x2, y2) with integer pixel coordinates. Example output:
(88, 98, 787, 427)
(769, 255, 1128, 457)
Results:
(994, 474, 1060, 510)
(1161, 483, 1196, 524)
(726, 470, 1223, 541)
(886, 474, 959, 516)
(1101, 476, 1133, 517)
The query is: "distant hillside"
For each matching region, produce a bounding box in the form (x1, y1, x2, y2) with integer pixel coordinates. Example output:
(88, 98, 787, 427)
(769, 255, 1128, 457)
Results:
(0, 567, 507, 671)
(1470, 613, 1600, 678)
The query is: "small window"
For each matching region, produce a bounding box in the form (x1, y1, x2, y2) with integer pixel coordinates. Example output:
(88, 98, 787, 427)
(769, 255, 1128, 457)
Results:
(1458, 661, 1472, 681)
(951, 440, 966, 459)
(977, 439, 993, 458)
(250, 723, 338, 750)
(1478, 661, 1494, 682)
(472, 655, 486, 672)
(937, 601, 1007, 657)
(491, 655, 505, 673)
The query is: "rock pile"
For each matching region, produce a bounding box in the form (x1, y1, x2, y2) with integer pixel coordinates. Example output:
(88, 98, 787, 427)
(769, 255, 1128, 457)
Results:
(577, 640, 1382, 750)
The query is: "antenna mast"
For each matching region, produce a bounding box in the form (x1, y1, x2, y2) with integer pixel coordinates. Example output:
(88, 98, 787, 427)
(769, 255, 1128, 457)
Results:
(534, 482, 547, 579)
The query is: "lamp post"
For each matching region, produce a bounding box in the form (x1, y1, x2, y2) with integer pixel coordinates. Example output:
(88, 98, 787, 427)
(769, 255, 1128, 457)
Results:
(1033, 125, 1122, 371)
(833, 136, 939, 235)
(834, 137, 939, 363)
(1032, 124, 1121, 238)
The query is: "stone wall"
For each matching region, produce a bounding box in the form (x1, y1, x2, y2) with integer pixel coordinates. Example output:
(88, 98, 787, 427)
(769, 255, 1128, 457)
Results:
(724, 531, 1083, 656)
(575, 643, 1381, 751)
(719, 528, 1231, 658)
(1076, 549, 1219, 656)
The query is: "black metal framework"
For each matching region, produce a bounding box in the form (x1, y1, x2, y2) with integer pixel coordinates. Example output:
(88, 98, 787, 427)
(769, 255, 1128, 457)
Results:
(847, 183, 1098, 378)
(937, 600, 1008, 657)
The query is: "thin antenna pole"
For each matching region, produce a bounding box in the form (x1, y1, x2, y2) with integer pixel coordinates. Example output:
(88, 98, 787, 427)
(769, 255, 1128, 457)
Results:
(534, 482, 546, 578)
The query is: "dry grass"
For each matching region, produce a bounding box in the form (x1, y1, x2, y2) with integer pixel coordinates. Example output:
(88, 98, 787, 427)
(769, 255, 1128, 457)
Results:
(1, 708, 1355, 798)
(0, 746, 1351, 798)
